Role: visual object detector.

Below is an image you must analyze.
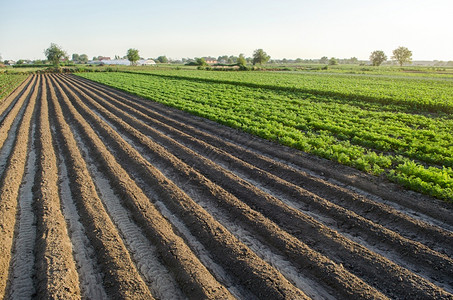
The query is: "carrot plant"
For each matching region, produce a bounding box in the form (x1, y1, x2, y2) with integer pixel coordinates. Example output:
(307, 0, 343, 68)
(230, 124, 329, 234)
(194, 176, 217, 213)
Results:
(0, 73, 28, 102)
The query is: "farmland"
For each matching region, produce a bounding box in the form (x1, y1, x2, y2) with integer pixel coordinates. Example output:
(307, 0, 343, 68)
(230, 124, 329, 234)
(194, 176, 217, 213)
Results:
(0, 72, 452, 299)
(0, 73, 28, 103)
(78, 70, 453, 201)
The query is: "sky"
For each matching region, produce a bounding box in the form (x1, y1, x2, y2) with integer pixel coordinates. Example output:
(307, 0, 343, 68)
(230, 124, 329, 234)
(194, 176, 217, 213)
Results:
(1, 0, 452, 61)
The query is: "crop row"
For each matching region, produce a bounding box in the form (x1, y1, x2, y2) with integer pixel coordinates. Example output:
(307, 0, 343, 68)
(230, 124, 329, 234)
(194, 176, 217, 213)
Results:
(76, 72, 453, 201)
(122, 69, 453, 114)
(0, 73, 28, 102)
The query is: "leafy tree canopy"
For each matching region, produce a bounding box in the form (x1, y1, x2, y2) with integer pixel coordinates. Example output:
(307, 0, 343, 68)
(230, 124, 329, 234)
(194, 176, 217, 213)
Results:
(156, 55, 168, 63)
(237, 53, 246, 66)
(127, 48, 140, 66)
(252, 49, 270, 65)
(44, 43, 67, 66)
(79, 54, 88, 64)
(217, 55, 229, 63)
(196, 57, 207, 66)
(392, 46, 412, 66)
(328, 57, 338, 65)
(369, 50, 387, 66)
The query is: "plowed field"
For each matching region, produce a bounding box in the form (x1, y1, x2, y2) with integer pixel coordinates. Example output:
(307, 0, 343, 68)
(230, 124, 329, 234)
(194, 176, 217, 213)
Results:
(0, 73, 452, 299)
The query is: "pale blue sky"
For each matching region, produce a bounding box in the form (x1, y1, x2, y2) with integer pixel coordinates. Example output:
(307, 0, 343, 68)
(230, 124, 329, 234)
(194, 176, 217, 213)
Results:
(1, 0, 452, 61)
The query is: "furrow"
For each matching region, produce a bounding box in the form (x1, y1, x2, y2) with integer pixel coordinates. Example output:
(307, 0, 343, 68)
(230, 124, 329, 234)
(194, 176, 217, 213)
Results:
(0, 80, 35, 181)
(71, 74, 453, 238)
(7, 119, 37, 299)
(32, 75, 81, 299)
(89, 90, 453, 293)
(63, 74, 453, 273)
(0, 75, 32, 123)
(0, 74, 38, 298)
(57, 149, 108, 300)
(67, 74, 453, 298)
(161, 116, 453, 253)
(59, 76, 336, 300)
(140, 98, 453, 227)
(48, 74, 233, 300)
(70, 128, 187, 300)
(0, 76, 36, 151)
(72, 74, 453, 229)
(63, 74, 453, 295)
(58, 74, 386, 299)
(45, 74, 153, 299)
(52, 75, 310, 299)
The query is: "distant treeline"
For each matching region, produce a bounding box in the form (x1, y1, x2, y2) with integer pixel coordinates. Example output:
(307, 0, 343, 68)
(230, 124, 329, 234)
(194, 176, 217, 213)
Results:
(12, 63, 76, 68)
(12, 64, 50, 68)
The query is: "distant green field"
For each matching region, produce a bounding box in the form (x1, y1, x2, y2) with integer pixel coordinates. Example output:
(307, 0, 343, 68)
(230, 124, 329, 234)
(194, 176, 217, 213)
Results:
(0, 73, 28, 102)
(77, 70, 453, 202)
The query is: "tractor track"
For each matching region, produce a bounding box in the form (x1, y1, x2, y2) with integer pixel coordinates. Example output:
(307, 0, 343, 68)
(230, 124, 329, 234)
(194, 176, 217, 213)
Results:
(0, 73, 451, 299)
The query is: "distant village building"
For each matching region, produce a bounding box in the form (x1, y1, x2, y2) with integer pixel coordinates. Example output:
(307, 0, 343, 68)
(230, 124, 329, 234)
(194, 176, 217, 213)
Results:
(203, 57, 218, 64)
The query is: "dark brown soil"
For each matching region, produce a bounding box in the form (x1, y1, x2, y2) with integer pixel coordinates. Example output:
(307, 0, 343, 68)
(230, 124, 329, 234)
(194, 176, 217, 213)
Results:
(0, 73, 451, 299)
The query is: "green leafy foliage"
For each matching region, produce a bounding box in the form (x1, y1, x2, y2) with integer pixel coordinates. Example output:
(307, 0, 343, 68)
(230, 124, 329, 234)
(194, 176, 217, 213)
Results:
(156, 56, 168, 63)
(370, 50, 387, 66)
(392, 46, 412, 66)
(237, 54, 246, 67)
(44, 43, 67, 66)
(252, 49, 270, 65)
(0, 73, 28, 102)
(77, 70, 453, 202)
(126, 48, 140, 66)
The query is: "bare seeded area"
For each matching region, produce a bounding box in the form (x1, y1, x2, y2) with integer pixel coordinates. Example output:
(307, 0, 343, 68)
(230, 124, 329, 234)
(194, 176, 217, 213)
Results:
(0, 73, 452, 299)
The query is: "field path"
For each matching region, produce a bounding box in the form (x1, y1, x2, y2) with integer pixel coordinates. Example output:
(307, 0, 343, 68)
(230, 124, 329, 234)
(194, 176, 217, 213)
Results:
(0, 73, 451, 299)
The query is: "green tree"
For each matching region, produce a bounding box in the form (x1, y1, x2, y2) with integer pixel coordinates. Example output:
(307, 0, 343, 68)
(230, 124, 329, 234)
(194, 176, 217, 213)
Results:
(392, 46, 412, 66)
(237, 53, 246, 66)
(156, 55, 168, 63)
(79, 54, 88, 64)
(126, 48, 140, 66)
(44, 43, 67, 66)
(252, 49, 270, 65)
(72, 53, 80, 62)
(369, 50, 387, 66)
(228, 55, 238, 64)
(319, 56, 328, 64)
(328, 57, 338, 65)
(217, 55, 229, 63)
(196, 57, 207, 66)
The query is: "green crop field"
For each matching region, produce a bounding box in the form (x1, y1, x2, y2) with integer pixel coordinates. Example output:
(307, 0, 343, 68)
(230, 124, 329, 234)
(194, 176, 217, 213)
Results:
(0, 73, 28, 102)
(77, 70, 453, 202)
